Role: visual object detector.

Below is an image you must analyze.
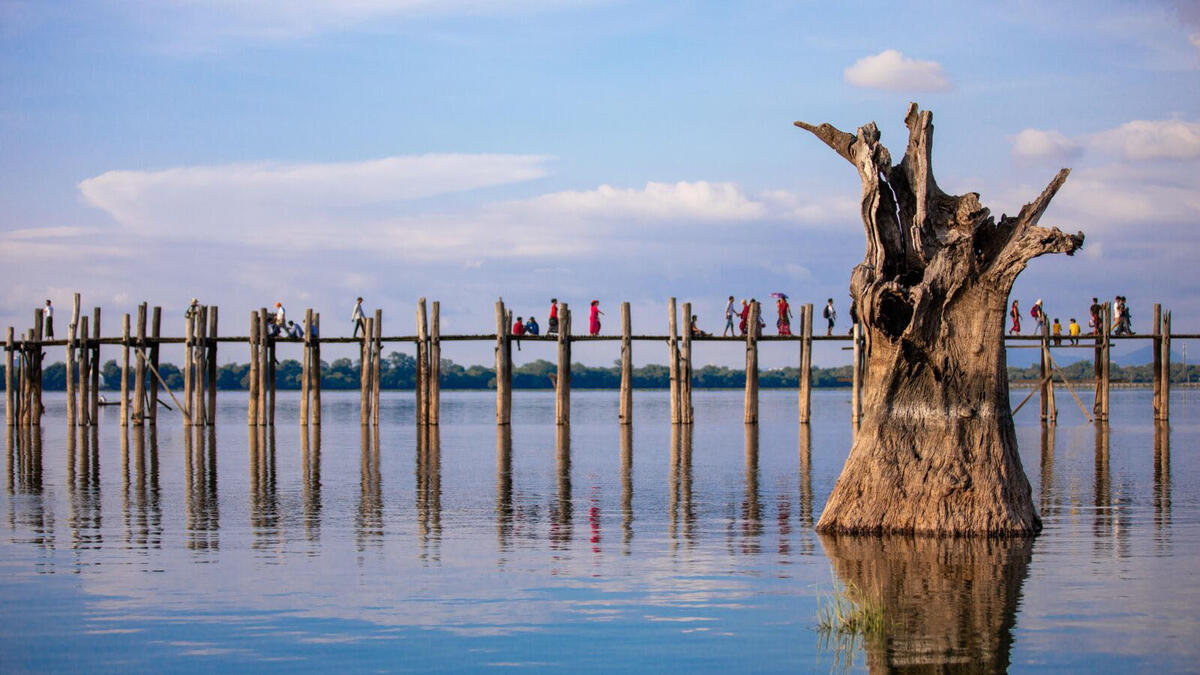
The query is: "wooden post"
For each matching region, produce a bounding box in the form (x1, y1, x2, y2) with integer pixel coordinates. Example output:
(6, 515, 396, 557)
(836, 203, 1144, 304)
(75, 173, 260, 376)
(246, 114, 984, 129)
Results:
(121, 313, 130, 427)
(267, 310, 276, 427)
(681, 301, 693, 424)
(194, 305, 207, 427)
(851, 321, 863, 428)
(555, 303, 570, 426)
(1039, 318, 1049, 423)
(744, 301, 759, 424)
(1095, 303, 1111, 423)
(90, 308, 100, 424)
(430, 301, 441, 426)
(184, 313, 194, 425)
(149, 307, 161, 426)
(619, 302, 632, 425)
(372, 309, 382, 426)
(258, 308, 269, 426)
(5, 327, 12, 427)
(1162, 310, 1172, 423)
(667, 297, 680, 424)
(798, 304, 813, 423)
(360, 316, 372, 426)
(495, 299, 512, 426)
(207, 306, 218, 425)
(301, 308, 312, 426)
(67, 293, 80, 427)
(416, 299, 428, 426)
(312, 313, 322, 426)
(1153, 304, 1163, 420)
(134, 303, 146, 425)
(32, 308, 43, 426)
(248, 311, 259, 426)
(79, 316, 90, 426)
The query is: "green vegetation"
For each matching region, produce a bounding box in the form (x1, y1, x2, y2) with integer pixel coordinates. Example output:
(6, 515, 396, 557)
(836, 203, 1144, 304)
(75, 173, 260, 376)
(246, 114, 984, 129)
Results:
(815, 574, 887, 671)
(8, 353, 1200, 391)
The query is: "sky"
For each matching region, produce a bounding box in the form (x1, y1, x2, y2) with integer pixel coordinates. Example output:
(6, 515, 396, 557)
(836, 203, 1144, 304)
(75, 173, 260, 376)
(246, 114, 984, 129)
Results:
(2, 0, 1198, 368)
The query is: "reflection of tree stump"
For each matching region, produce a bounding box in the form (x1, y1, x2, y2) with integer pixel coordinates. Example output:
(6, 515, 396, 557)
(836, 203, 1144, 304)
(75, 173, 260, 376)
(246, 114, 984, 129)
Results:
(820, 534, 1033, 673)
(796, 104, 1083, 535)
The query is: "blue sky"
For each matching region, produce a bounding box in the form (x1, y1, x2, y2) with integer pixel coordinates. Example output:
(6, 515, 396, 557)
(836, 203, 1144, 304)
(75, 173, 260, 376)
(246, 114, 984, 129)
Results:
(2, 0, 1198, 367)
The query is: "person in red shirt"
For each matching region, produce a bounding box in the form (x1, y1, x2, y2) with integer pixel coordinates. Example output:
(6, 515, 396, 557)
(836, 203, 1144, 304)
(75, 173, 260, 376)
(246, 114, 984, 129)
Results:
(512, 315, 525, 351)
(738, 299, 750, 336)
(548, 298, 559, 336)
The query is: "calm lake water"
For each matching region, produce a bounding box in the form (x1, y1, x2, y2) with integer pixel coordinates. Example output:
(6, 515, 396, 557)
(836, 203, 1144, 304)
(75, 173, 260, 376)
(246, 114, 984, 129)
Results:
(2, 388, 1198, 672)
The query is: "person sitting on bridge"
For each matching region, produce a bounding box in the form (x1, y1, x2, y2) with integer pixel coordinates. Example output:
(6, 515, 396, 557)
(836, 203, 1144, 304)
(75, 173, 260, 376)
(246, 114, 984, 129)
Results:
(286, 321, 303, 339)
(1068, 318, 1080, 345)
(525, 316, 540, 336)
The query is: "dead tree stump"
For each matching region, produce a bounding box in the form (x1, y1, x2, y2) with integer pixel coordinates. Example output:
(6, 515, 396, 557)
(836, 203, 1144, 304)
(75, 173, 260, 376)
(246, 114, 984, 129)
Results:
(796, 103, 1083, 535)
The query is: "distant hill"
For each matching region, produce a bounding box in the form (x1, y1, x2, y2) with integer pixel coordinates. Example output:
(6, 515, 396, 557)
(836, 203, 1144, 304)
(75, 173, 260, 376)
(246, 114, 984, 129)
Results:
(1112, 344, 1186, 367)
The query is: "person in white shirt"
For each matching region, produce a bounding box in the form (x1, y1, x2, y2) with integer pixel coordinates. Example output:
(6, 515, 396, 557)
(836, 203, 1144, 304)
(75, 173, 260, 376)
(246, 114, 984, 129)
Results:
(352, 297, 366, 337)
(43, 299, 54, 338)
(275, 302, 286, 328)
(723, 296, 736, 336)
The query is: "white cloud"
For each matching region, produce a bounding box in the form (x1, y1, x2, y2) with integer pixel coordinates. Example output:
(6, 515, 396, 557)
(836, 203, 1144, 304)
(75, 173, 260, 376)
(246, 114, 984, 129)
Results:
(843, 50, 952, 92)
(1090, 119, 1200, 160)
(1011, 129, 1083, 162)
(506, 181, 768, 223)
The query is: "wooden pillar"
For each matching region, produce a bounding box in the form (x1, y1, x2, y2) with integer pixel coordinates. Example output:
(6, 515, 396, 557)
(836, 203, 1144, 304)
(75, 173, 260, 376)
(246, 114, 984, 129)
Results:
(619, 302, 632, 425)
(32, 309, 43, 426)
(555, 303, 571, 426)
(312, 313, 322, 426)
(372, 309, 382, 426)
(79, 316, 90, 426)
(1039, 318, 1049, 423)
(149, 307, 161, 426)
(66, 294, 80, 427)
(5, 327, 12, 427)
(681, 301, 693, 424)
(798, 304, 813, 423)
(416, 299, 429, 426)
(134, 303, 147, 425)
(194, 305, 207, 427)
(248, 311, 259, 426)
(301, 308, 312, 426)
(851, 321, 863, 427)
(267, 311, 276, 427)
(258, 308, 269, 427)
(667, 297, 680, 424)
(90, 308, 100, 424)
(1094, 303, 1111, 423)
(430, 301, 441, 426)
(1153, 304, 1163, 420)
(184, 313, 194, 425)
(121, 313, 130, 427)
(1161, 310, 1172, 423)
(495, 299, 512, 425)
(207, 307, 218, 425)
(359, 316, 372, 426)
(744, 301, 759, 424)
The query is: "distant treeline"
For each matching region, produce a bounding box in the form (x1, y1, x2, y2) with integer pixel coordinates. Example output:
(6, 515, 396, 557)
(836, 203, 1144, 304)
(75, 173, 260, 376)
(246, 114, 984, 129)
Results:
(6, 354, 1199, 392)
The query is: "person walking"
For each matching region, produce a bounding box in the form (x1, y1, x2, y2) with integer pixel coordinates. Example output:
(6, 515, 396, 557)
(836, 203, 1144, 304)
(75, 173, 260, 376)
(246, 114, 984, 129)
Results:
(1089, 297, 1102, 335)
(1009, 299, 1021, 334)
(42, 299, 54, 338)
(723, 296, 736, 337)
(1068, 318, 1080, 345)
(738, 299, 750, 336)
(1115, 296, 1134, 335)
(351, 297, 366, 337)
(589, 300, 604, 336)
(776, 295, 792, 336)
(547, 299, 559, 337)
(1031, 299, 1045, 334)
(823, 298, 836, 336)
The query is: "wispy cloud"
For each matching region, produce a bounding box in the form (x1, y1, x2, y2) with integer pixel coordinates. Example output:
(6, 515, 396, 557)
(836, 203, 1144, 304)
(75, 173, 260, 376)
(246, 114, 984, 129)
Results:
(843, 50, 952, 92)
(1090, 119, 1200, 160)
(1011, 129, 1083, 162)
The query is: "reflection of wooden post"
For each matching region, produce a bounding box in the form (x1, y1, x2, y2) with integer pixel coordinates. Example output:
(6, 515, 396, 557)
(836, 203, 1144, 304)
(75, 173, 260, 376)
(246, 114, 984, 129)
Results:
(798, 304, 813, 423)
(5, 327, 13, 427)
(121, 313, 130, 427)
(430, 301, 441, 426)
(851, 322, 863, 428)
(555, 304, 571, 426)
(619, 302, 632, 425)
(1162, 310, 1172, 423)
(149, 307, 162, 426)
(668, 298, 679, 424)
(134, 303, 146, 425)
(681, 301, 693, 424)
(301, 308, 312, 426)
(744, 301, 759, 424)
(248, 311, 259, 426)
(416, 299, 429, 426)
(312, 314, 322, 426)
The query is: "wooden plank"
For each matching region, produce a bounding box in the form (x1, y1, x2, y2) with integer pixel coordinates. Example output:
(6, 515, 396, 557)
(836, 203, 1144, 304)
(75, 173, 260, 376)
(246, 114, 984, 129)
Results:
(619, 301, 632, 425)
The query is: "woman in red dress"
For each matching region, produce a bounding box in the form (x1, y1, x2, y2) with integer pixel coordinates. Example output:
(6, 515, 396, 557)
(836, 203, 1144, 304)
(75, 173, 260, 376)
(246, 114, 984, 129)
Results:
(589, 300, 604, 336)
(1009, 299, 1021, 334)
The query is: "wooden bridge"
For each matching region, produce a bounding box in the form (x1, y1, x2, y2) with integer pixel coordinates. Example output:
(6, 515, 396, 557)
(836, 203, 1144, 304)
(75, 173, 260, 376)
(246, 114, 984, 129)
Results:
(3, 294, 1188, 430)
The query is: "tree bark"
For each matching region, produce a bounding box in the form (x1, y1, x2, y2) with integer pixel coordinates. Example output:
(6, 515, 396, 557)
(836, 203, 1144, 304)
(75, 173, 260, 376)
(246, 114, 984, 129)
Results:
(796, 104, 1083, 535)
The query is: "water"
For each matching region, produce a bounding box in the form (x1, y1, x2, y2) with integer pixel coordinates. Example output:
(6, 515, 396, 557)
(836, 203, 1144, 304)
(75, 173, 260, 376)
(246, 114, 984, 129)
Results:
(2, 389, 1198, 672)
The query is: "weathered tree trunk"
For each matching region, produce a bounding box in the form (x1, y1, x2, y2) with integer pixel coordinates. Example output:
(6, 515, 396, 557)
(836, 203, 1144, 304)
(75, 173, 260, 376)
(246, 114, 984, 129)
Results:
(796, 104, 1083, 535)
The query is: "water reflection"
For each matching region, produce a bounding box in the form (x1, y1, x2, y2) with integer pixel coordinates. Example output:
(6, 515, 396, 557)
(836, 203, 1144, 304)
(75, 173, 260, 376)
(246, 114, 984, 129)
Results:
(358, 427, 383, 551)
(496, 425, 513, 558)
(186, 426, 219, 553)
(797, 423, 814, 556)
(69, 427, 102, 561)
(620, 425, 633, 555)
(7, 426, 53, 554)
(250, 427, 281, 556)
(302, 427, 321, 542)
(1039, 425, 1057, 522)
(1154, 422, 1171, 552)
(741, 424, 761, 555)
(820, 534, 1033, 672)
(122, 426, 161, 552)
(416, 426, 441, 562)
(551, 425, 572, 552)
(669, 425, 694, 551)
